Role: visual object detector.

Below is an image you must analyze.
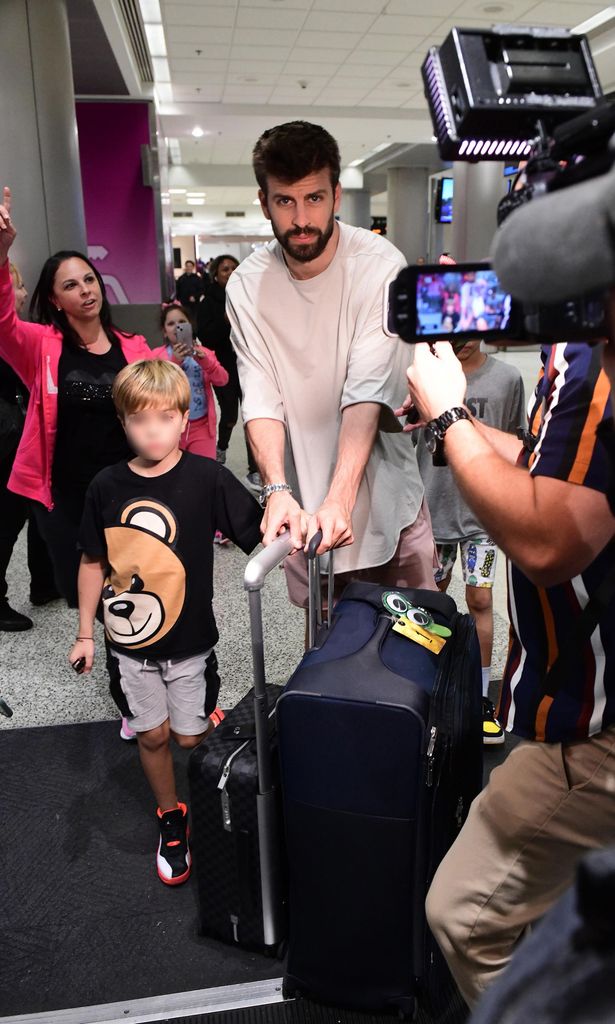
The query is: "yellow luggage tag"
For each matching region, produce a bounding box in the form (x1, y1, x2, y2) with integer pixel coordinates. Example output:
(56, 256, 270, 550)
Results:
(392, 614, 447, 654)
(382, 592, 451, 654)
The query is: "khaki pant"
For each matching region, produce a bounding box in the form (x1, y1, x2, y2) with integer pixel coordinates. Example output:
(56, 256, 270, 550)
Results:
(425, 723, 615, 1009)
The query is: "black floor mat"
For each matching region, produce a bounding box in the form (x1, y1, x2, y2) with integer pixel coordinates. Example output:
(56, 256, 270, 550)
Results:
(0, 719, 504, 1020)
(0, 720, 280, 1016)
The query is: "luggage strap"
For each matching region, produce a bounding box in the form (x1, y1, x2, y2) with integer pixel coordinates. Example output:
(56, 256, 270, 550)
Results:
(339, 581, 457, 621)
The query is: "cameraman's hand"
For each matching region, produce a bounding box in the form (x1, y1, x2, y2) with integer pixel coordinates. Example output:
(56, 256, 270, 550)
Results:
(306, 499, 354, 555)
(406, 341, 467, 422)
(261, 490, 309, 551)
(394, 394, 427, 433)
(68, 638, 95, 675)
(0, 187, 17, 265)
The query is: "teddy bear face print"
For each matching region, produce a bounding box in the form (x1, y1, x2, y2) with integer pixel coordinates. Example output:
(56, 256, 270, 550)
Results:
(102, 500, 185, 649)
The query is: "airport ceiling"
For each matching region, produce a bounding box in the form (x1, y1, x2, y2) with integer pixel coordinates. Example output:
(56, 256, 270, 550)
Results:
(68, 0, 615, 232)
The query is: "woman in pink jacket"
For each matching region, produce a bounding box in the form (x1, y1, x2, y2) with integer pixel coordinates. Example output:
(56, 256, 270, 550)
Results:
(154, 301, 228, 460)
(0, 187, 153, 609)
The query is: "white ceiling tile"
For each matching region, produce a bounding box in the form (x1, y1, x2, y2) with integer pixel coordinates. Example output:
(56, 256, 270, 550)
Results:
(345, 49, 409, 65)
(370, 14, 447, 34)
(166, 25, 234, 44)
(278, 60, 341, 75)
(288, 45, 359, 61)
(385, 0, 461, 13)
(334, 64, 389, 78)
(302, 10, 376, 32)
(231, 27, 300, 46)
(311, 0, 387, 10)
(163, 3, 237, 27)
(238, 0, 312, 7)
(229, 44, 290, 61)
(235, 7, 308, 29)
(521, 1, 604, 24)
(227, 59, 288, 73)
(168, 42, 232, 59)
(168, 58, 229, 74)
(294, 30, 364, 48)
(172, 71, 227, 84)
(354, 33, 423, 52)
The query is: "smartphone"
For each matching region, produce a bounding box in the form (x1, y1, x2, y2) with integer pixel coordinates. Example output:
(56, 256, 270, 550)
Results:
(72, 656, 86, 674)
(388, 263, 524, 344)
(388, 262, 608, 345)
(174, 320, 195, 354)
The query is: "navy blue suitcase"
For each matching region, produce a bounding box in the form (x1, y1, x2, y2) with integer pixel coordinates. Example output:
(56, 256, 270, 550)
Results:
(277, 553, 482, 1016)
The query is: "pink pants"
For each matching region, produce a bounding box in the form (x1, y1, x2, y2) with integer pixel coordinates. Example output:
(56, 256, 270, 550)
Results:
(180, 415, 215, 460)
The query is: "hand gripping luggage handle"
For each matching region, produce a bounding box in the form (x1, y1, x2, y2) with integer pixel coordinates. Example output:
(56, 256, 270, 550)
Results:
(244, 532, 294, 794)
(307, 530, 335, 649)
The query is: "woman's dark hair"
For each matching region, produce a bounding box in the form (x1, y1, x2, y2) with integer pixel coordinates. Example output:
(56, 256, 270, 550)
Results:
(29, 250, 133, 349)
(209, 254, 239, 283)
(159, 300, 194, 330)
(252, 121, 341, 195)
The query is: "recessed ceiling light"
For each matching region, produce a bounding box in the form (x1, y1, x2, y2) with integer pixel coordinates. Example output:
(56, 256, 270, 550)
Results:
(187, 198, 205, 205)
(192, 126, 204, 138)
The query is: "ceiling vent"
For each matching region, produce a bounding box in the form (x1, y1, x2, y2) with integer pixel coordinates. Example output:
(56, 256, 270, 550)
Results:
(117, 0, 154, 84)
(225, 210, 246, 218)
(173, 211, 194, 218)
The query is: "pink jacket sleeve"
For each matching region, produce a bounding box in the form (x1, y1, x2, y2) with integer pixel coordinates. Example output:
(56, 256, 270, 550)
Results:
(0, 260, 46, 388)
(198, 346, 229, 388)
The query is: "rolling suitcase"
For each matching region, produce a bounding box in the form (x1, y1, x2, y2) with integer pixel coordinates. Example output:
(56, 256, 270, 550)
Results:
(188, 533, 294, 955)
(278, 533, 483, 1016)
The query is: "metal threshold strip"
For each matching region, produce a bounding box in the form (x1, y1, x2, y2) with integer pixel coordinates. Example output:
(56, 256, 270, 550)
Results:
(0, 977, 285, 1024)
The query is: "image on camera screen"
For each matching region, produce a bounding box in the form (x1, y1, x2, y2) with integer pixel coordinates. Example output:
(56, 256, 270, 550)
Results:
(416, 269, 512, 336)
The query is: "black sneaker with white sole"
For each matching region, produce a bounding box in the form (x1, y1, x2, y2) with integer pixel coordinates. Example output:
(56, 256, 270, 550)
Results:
(482, 697, 505, 746)
(156, 802, 191, 885)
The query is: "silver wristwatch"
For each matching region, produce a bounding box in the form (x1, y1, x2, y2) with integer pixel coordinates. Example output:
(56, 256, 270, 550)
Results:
(258, 482, 293, 508)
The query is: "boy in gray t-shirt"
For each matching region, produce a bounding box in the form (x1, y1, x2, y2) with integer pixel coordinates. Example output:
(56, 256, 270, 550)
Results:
(416, 340, 525, 745)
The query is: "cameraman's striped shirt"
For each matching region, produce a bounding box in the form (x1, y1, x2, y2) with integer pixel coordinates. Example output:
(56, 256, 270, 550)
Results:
(499, 342, 615, 742)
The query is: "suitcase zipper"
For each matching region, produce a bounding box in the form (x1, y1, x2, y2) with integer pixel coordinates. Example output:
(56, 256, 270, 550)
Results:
(426, 725, 437, 787)
(218, 739, 251, 831)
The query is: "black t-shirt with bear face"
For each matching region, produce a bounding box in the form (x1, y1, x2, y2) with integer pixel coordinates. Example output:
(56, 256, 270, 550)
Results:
(79, 451, 262, 661)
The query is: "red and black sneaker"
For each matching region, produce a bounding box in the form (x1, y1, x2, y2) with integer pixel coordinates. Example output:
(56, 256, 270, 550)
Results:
(156, 802, 191, 886)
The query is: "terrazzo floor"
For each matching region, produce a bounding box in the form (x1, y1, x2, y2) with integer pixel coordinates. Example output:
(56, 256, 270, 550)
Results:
(0, 350, 541, 731)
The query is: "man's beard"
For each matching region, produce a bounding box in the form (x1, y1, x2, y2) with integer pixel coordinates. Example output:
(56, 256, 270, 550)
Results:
(273, 211, 336, 264)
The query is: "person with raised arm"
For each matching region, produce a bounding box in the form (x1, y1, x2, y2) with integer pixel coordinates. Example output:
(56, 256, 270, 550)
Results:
(0, 186, 154, 738)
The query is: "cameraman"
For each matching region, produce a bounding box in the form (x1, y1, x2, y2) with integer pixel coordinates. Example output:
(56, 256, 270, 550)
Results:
(401, 333, 615, 1008)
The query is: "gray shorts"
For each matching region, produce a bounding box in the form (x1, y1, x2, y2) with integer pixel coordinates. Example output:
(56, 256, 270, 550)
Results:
(116, 648, 216, 736)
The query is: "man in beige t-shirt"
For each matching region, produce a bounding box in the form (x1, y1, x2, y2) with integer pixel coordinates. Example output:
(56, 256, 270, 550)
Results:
(226, 120, 436, 606)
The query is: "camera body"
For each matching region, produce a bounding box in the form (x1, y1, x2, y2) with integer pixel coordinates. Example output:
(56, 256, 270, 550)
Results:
(386, 25, 615, 346)
(388, 263, 608, 345)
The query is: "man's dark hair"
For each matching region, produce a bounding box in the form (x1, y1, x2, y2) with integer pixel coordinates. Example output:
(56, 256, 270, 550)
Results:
(185, 259, 195, 268)
(253, 121, 341, 195)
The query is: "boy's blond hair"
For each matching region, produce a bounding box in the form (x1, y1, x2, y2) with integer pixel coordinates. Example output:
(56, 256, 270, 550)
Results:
(112, 359, 191, 420)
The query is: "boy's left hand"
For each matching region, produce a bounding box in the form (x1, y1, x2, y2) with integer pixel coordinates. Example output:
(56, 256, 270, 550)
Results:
(68, 639, 95, 675)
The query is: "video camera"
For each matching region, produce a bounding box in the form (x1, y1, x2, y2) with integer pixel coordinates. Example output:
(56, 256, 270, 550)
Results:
(388, 25, 615, 344)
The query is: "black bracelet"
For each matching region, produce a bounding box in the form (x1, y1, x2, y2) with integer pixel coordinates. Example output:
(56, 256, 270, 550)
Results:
(76, 637, 94, 641)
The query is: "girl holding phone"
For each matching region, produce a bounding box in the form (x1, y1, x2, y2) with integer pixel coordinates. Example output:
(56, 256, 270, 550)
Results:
(154, 301, 228, 460)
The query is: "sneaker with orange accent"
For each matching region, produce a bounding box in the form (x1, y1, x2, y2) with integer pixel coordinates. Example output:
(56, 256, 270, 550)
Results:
(482, 697, 505, 746)
(156, 802, 191, 885)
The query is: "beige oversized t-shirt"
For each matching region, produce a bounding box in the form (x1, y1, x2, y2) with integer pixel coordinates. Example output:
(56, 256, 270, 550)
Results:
(226, 221, 424, 574)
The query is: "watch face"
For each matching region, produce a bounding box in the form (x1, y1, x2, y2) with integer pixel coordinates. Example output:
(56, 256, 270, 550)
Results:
(424, 425, 438, 454)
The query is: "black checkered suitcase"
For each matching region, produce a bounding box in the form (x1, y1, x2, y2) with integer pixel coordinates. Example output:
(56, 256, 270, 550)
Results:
(188, 534, 294, 955)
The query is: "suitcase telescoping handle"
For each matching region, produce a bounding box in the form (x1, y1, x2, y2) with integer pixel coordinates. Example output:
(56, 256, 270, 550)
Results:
(244, 533, 294, 950)
(244, 532, 295, 794)
(307, 530, 335, 649)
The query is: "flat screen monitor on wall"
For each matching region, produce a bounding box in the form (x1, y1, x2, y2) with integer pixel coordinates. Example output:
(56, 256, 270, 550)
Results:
(435, 177, 453, 223)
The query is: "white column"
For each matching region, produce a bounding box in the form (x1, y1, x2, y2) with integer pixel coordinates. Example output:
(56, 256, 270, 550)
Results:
(1, 0, 87, 287)
(451, 162, 506, 261)
(386, 166, 429, 263)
